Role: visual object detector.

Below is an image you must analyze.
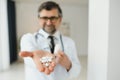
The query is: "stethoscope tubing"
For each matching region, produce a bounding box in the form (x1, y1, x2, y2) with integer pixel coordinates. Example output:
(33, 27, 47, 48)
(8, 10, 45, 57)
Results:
(35, 33, 64, 52)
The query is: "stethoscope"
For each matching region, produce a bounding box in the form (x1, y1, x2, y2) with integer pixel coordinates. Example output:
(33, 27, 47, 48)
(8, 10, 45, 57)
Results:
(35, 32, 64, 52)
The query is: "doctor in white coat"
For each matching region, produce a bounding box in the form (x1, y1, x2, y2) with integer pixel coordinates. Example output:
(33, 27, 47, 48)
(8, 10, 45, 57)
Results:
(19, 1, 81, 80)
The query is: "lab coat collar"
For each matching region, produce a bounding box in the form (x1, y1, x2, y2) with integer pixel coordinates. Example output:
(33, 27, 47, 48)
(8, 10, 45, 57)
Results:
(38, 29, 60, 40)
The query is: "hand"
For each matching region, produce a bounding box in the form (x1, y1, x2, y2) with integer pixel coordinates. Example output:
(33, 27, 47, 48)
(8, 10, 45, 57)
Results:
(55, 51, 72, 71)
(19, 50, 56, 75)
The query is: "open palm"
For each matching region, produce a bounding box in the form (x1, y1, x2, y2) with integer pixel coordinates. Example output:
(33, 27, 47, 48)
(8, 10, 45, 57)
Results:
(19, 50, 56, 75)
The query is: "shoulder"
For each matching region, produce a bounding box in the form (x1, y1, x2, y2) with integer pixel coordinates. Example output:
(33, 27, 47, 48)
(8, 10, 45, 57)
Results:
(21, 33, 37, 42)
(21, 33, 33, 39)
(62, 35, 75, 45)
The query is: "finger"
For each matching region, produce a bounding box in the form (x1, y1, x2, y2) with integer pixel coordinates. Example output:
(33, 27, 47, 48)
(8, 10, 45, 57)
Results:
(48, 62, 56, 72)
(59, 51, 64, 56)
(57, 50, 63, 57)
(38, 66, 45, 72)
(48, 66, 54, 72)
(36, 61, 45, 72)
(44, 67, 50, 75)
(55, 57, 59, 63)
(19, 51, 33, 57)
(57, 53, 62, 59)
(55, 53, 62, 63)
(49, 62, 56, 71)
(34, 57, 45, 72)
(51, 62, 56, 67)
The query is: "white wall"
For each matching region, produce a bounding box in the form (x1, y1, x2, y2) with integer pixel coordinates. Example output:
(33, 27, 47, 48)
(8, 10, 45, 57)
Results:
(0, 0, 10, 71)
(88, 0, 120, 80)
(107, 0, 120, 80)
(16, 2, 39, 39)
(61, 5, 88, 56)
(87, 0, 109, 80)
(15, 2, 88, 56)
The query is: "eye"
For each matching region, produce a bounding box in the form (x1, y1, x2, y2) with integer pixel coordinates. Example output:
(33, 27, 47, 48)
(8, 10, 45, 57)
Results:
(39, 16, 59, 22)
(50, 17, 59, 20)
(40, 17, 48, 20)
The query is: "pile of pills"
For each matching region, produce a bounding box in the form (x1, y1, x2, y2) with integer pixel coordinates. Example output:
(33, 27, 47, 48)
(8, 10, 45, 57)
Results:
(40, 56, 53, 67)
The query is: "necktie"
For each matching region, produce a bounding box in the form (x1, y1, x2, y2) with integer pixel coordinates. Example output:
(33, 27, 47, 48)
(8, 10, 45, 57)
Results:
(48, 36, 55, 53)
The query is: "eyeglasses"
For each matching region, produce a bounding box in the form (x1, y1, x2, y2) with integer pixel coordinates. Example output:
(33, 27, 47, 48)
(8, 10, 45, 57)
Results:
(39, 16, 60, 22)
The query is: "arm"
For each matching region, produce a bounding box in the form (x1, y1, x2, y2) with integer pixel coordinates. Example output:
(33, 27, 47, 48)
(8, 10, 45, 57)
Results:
(19, 50, 56, 75)
(67, 41, 81, 79)
(20, 34, 56, 75)
(55, 51, 72, 71)
(56, 40, 81, 79)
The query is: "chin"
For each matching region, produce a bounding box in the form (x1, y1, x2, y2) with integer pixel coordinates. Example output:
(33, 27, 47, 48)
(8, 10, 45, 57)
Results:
(48, 31, 55, 34)
(43, 28, 56, 34)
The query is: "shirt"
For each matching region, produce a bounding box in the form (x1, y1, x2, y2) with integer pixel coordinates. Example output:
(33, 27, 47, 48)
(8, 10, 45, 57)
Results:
(20, 29, 81, 80)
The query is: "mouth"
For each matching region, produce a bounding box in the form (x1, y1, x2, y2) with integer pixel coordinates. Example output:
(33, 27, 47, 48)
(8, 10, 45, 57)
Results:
(43, 25, 56, 34)
(46, 25, 54, 27)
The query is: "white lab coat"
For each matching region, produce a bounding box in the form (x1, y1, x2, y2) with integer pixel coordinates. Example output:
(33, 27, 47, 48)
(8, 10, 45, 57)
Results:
(20, 29, 81, 80)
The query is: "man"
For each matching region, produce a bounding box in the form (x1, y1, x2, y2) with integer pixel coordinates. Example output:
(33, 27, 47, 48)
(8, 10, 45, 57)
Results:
(19, 1, 80, 80)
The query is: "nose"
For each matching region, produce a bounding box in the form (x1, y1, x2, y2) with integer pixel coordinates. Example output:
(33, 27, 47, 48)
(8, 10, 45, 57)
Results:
(46, 19, 52, 25)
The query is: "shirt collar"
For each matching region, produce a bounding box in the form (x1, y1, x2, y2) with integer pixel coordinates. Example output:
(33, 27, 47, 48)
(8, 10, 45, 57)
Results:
(38, 29, 60, 40)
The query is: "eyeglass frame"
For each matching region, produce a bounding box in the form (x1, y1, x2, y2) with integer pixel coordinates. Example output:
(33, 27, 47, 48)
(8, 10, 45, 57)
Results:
(39, 16, 60, 22)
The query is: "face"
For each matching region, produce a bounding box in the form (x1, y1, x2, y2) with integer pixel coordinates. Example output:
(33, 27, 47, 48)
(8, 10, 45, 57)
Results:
(38, 9, 62, 34)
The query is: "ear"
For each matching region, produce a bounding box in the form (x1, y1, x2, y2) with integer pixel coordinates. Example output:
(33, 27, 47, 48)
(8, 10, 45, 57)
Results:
(59, 17, 62, 23)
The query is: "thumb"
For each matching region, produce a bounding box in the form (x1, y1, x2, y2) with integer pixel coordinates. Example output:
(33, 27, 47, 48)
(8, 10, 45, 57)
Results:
(19, 51, 33, 57)
(59, 51, 64, 56)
